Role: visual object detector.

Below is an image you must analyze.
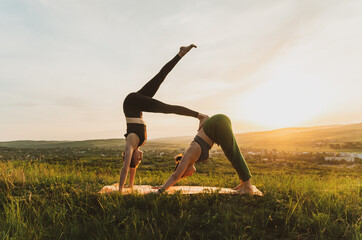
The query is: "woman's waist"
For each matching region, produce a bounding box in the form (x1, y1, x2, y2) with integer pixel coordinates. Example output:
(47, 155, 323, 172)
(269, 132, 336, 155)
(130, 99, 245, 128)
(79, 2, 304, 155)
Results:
(196, 127, 214, 147)
(126, 117, 146, 125)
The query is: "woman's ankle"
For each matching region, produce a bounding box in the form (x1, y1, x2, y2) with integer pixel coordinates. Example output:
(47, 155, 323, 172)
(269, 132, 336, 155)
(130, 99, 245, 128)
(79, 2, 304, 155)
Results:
(178, 44, 197, 57)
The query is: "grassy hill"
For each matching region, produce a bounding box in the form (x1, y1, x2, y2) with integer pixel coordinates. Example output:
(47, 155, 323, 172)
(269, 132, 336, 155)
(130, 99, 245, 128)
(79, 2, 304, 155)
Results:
(0, 139, 360, 239)
(0, 125, 361, 239)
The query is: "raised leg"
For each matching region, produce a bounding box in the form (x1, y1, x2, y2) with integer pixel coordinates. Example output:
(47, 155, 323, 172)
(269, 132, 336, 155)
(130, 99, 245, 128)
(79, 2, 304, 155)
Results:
(137, 44, 197, 98)
(137, 55, 181, 97)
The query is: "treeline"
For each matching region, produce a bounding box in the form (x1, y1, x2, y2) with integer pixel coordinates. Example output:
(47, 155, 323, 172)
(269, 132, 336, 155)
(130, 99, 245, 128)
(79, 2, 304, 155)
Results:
(241, 149, 326, 163)
(1, 145, 361, 167)
(329, 142, 362, 149)
(0, 147, 123, 163)
(239, 146, 362, 164)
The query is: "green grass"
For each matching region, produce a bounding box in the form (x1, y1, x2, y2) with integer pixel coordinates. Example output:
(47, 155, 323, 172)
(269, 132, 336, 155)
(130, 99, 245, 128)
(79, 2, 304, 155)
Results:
(0, 149, 361, 239)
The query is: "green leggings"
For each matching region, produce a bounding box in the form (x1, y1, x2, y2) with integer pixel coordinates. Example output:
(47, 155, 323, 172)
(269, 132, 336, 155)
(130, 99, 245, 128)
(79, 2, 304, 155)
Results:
(203, 114, 251, 181)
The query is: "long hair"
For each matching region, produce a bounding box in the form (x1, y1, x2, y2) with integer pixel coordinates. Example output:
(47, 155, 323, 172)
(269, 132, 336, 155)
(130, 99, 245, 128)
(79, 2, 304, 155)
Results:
(174, 153, 183, 171)
(122, 151, 139, 168)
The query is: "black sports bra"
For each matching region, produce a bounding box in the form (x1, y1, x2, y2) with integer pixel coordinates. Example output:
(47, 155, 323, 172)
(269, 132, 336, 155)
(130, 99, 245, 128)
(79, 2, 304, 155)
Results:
(124, 123, 146, 147)
(193, 135, 211, 162)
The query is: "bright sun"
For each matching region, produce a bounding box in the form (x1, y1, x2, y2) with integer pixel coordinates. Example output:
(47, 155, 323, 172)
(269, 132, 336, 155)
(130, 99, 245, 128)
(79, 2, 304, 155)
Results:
(233, 74, 330, 129)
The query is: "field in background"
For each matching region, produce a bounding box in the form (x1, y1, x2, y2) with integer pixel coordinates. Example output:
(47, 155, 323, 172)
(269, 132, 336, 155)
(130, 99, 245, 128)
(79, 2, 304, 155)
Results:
(0, 143, 361, 239)
(2, 122, 361, 152)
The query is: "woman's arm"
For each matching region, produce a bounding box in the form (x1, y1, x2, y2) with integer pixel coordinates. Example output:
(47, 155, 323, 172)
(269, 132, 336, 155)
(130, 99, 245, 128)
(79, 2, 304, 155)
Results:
(197, 113, 209, 131)
(128, 167, 137, 187)
(159, 143, 200, 191)
(119, 134, 139, 193)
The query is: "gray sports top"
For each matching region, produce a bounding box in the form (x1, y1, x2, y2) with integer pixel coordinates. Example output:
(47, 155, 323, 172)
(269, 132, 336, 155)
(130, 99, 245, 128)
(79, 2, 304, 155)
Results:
(194, 135, 212, 162)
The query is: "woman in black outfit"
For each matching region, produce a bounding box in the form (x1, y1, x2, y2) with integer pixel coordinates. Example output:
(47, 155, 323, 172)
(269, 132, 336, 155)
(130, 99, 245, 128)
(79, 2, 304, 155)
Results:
(119, 44, 207, 193)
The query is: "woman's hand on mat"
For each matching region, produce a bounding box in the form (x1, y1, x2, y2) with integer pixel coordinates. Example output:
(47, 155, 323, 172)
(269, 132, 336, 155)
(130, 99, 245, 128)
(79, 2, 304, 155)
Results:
(197, 113, 209, 130)
(152, 186, 167, 194)
(178, 44, 197, 57)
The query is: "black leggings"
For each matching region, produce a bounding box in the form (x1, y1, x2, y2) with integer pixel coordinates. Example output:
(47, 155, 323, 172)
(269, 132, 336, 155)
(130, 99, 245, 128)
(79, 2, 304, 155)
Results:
(123, 54, 199, 146)
(123, 55, 199, 118)
(137, 55, 181, 98)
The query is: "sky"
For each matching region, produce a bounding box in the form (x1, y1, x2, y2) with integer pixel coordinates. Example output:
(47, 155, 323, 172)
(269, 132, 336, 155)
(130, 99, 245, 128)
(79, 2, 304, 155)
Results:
(1, 0, 362, 141)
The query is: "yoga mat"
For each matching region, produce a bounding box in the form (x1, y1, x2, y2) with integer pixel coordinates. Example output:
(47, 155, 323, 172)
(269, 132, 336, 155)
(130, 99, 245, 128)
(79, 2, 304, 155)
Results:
(98, 184, 263, 196)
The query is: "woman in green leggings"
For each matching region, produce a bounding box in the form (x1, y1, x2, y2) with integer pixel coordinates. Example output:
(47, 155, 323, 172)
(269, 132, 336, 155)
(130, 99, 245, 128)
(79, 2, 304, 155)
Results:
(157, 114, 253, 194)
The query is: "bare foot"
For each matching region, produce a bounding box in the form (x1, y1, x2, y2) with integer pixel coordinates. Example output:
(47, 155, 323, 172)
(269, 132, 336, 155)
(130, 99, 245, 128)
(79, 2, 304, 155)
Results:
(236, 186, 253, 195)
(178, 44, 197, 57)
(233, 180, 253, 195)
(197, 113, 209, 130)
(233, 183, 243, 190)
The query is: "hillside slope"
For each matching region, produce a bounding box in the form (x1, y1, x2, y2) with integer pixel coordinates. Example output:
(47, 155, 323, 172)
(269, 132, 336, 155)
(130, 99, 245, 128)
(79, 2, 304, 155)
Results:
(235, 123, 362, 150)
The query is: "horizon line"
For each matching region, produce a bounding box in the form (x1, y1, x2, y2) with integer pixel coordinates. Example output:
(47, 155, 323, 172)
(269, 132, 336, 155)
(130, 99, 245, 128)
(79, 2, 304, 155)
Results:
(1, 121, 361, 143)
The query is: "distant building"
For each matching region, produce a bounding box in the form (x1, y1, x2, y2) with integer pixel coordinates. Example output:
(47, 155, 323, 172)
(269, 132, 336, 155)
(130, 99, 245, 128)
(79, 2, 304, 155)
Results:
(338, 152, 362, 158)
(325, 156, 355, 162)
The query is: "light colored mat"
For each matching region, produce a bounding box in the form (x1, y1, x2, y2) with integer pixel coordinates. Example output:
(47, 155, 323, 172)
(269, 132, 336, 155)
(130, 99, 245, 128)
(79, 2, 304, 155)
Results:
(98, 184, 263, 196)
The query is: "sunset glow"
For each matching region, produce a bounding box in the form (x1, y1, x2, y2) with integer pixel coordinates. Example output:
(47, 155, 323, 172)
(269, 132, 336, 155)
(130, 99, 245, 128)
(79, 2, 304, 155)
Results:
(234, 70, 333, 129)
